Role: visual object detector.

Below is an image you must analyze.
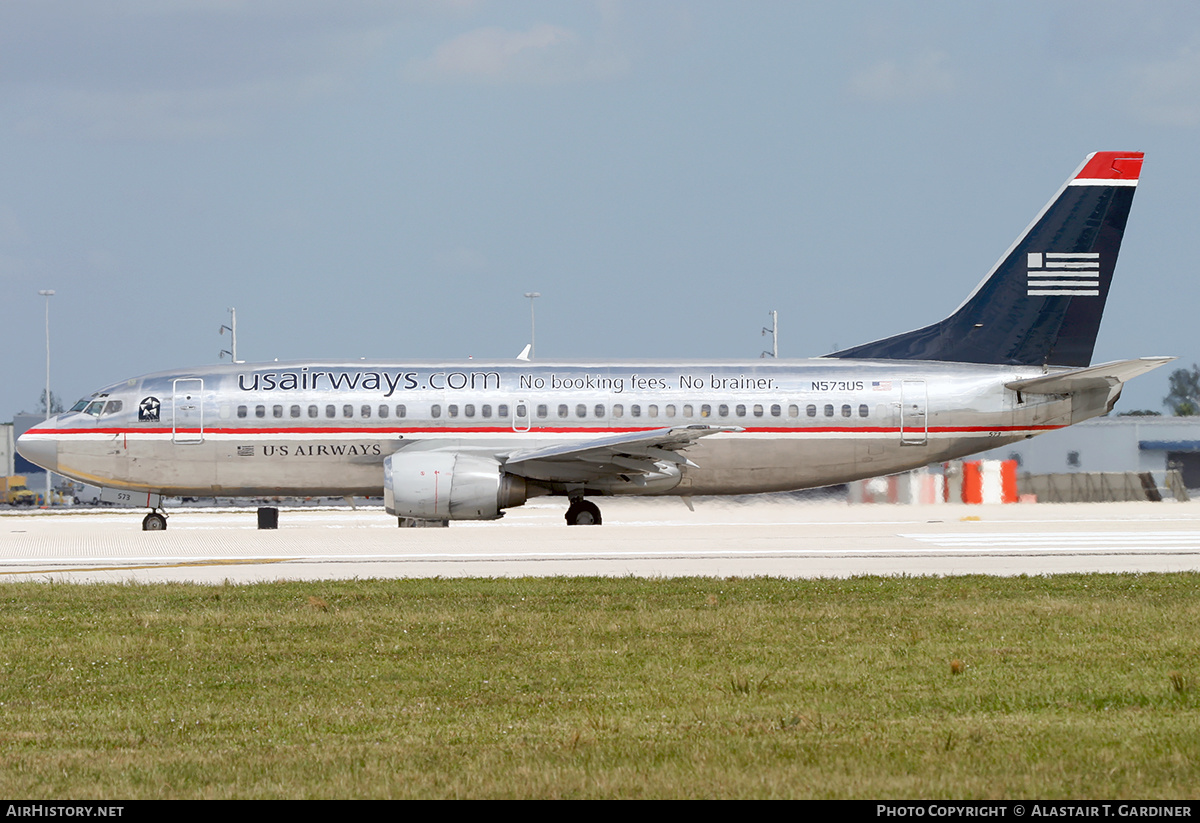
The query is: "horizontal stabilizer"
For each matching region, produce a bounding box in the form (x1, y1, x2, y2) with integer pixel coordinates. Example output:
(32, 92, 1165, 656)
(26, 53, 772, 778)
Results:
(1005, 357, 1175, 395)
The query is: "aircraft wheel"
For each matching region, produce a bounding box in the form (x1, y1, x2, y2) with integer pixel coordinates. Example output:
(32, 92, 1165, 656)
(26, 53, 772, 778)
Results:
(565, 500, 602, 526)
(142, 513, 167, 531)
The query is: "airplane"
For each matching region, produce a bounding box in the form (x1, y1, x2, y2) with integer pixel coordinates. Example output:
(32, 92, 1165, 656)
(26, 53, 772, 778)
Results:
(17, 151, 1171, 531)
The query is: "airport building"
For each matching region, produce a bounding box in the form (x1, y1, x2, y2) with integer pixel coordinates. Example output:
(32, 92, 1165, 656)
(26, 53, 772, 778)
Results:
(1, 423, 13, 477)
(980, 415, 1200, 489)
(11, 414, 48, 476)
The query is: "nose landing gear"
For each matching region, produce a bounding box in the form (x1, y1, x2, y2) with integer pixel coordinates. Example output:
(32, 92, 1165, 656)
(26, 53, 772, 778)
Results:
(141, 511, 167, 531)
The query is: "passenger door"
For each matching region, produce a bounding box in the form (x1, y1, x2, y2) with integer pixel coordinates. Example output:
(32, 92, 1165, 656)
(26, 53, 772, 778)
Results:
(172, 378, 204, 444)
(900, 379, 927, 446)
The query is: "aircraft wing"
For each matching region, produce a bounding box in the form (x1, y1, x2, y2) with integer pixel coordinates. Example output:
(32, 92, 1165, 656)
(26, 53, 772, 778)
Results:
(1006, 357, 1175, 395)
(501, 425, 742, 483)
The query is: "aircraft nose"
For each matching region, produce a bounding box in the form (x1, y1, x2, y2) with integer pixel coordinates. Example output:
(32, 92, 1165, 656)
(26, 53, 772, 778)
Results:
(16, 430, 58, 473)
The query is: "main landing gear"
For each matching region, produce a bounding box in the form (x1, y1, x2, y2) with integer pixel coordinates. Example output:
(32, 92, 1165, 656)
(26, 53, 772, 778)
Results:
(140, 506, 281, 530)
(564, 499, 602, 526)
(257, 507, 279, 529)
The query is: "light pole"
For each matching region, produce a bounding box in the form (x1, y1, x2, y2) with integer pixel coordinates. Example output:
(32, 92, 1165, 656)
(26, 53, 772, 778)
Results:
(220, 307, 239, 363)
(761, 310, 778, 358)
(524, 292, 541, 359)
(38, 289, 55, 505)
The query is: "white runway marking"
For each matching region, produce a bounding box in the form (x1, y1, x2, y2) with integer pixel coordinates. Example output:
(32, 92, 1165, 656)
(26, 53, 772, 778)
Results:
(4, 500, 1200, 581)
(902, 531, 1200, 551)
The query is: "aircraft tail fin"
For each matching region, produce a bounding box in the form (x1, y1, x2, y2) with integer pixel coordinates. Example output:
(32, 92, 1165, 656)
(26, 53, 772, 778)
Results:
(829, 151, 1143, 368)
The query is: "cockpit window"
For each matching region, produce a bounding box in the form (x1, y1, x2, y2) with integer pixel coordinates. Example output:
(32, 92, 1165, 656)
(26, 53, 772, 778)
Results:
(84, 401, 105, 417)
(103, 400, 123, 415)
(70, 398, 91, 413)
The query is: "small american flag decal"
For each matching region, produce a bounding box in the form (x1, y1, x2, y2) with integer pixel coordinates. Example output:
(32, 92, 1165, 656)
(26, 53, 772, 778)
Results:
(1027, 252, 1099, 297)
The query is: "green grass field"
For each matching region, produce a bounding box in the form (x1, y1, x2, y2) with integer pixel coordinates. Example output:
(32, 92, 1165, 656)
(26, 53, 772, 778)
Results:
(1, 574, 1198, 799)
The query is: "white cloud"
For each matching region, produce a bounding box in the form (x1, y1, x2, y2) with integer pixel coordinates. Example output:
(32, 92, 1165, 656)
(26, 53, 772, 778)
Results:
(407, 23, 629, 85)
(848, 51, 957, 102)
(0, 1, 409, 139)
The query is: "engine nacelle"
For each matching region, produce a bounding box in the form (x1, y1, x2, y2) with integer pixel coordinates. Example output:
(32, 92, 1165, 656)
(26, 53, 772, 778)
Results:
(384, 451, 527, 521)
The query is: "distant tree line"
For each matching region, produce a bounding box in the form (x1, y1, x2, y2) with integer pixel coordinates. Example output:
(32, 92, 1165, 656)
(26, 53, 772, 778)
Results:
(18, 390, 64, 416)
(1164, 364, 1200, 416)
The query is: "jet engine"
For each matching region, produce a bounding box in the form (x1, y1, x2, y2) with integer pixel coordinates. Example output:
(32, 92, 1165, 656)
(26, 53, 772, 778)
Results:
(384, 451, 527, 520)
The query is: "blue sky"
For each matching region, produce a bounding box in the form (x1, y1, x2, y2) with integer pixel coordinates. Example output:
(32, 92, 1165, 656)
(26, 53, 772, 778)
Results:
(3, 0, 1199, 417)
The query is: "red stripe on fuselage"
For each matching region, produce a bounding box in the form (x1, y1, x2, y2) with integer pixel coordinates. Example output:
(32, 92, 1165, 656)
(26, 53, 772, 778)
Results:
(29, 424, 1067, 437)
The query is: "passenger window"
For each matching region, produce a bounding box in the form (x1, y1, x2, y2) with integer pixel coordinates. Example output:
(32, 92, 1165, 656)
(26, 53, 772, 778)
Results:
(683, 404, 694, 417)
(753, 404, 764, 418)
(770, 404, 781, 417)
(343, 404, 353, 418)
(237, 405, 248, 419)
(448, 405, 458, 418)
(647, 405, 658, 418)
(700, 404, 711, 417)
(665, 404, 676, 418)
(431, 405, 441, 419)
(735, 404, 746, 417)
(361, 405, 372, 418)
(841, 404, 851, 418)
(558, 404, 569, 418)
(790, 404, 800, 417)
(396, 405, 406, 418)
(498, 404, 509, 418)
(464, 404, 475, 418)
(326, 405, 336, 419)
(255, 405, 266, 419)
(537, 404, 548, 418)
(718, 404, 729, 417)
(308, 405, 318, 418)
(613, 405, 624, 418)
(824, 404, 834, 417)
(631, 405, 642, 418)
(481, 405, 492, 418)
(594, 404, 605, 418)
(859, 404, 869, 418)
(378, 405, 389, 419)
(806, 404, 817, 418)
(290, 405, 301, 419)
(576, 404, 587, 418)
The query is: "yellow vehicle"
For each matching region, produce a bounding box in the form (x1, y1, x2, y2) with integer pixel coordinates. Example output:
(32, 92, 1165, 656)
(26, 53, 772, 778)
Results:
(2, 476, 37, 506)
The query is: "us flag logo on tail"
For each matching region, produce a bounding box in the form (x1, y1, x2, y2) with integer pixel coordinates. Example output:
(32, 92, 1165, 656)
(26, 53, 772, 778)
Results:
(1026, 252, 1100, 296)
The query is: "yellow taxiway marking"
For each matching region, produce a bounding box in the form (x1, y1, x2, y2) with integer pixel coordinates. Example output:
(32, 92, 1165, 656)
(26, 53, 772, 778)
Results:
(0, 558, 290, 575)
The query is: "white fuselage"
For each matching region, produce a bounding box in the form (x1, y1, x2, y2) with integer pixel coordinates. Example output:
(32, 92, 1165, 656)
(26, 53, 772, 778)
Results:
(19, 359, 1087, 500)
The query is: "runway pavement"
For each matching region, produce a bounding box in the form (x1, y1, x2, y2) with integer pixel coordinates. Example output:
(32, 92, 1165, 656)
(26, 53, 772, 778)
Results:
(3, 497, 1200, 583)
